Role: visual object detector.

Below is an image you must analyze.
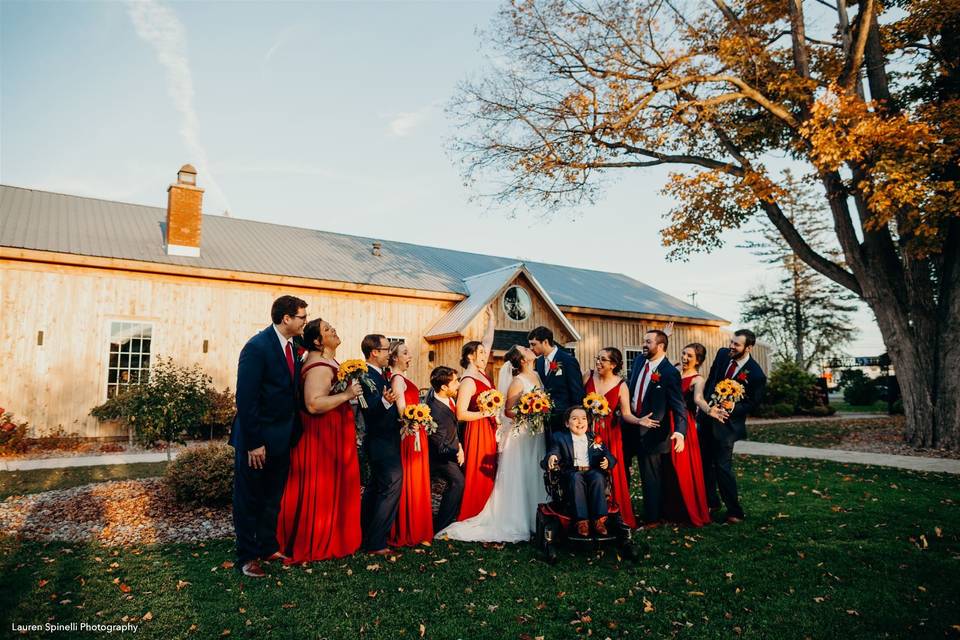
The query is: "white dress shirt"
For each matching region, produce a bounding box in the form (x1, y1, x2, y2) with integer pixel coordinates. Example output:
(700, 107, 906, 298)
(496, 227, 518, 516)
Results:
(273, 324, 293, 353)
(632, 354, 666, 409)
(543, 345, 559, 376)
(571, 432, 589, 467)
(366, 363, 393, 409)
(728, 354, 752, 378)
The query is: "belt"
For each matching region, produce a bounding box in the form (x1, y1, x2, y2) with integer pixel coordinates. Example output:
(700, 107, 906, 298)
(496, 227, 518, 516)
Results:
(575, 465, 591, 471)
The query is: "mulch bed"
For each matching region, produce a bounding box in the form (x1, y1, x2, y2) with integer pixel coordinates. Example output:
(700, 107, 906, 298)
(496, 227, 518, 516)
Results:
(830, 425, 960, 460)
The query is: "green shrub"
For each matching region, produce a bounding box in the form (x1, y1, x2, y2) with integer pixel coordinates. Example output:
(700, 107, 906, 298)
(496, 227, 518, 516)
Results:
(808, 405, 831, 417)
(773, 403, 795, 417)
(843, 375, 880, 406)
(187, 387, 236, 440)
(165, 442, 234, 507)
(760, 360, 828, 416)
(0, 408, 29, 454)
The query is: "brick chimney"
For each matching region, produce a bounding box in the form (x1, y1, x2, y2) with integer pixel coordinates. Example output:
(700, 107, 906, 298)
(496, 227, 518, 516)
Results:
(165, 164, 204, 257)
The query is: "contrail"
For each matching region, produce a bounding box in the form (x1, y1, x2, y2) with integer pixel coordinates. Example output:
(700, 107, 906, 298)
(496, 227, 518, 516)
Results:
(127, 0, 230, 212)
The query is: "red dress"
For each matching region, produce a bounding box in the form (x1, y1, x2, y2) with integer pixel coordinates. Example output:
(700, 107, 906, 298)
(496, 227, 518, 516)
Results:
(277, 361, 362, 562)
(457, 374, 498, 521)
(662, 375, 711, 527)
(389, 375, 434, 547)
(585, 375, 637, 528)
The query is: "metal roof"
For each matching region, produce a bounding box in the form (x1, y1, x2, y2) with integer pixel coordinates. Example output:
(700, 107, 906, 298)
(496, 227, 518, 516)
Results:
(0, 184, 725, 322)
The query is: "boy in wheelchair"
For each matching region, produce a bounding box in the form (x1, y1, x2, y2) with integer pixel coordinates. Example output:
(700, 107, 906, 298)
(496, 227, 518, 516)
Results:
(541, 406, 617, 537)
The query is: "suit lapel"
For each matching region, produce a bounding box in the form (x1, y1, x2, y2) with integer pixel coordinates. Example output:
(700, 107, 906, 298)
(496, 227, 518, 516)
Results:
(265, 326, 293, 389)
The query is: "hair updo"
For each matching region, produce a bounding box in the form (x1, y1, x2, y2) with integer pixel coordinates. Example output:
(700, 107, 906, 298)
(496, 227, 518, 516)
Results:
(600, 347, 623, 374)
(460, 340, 483, 368)
(505, 345, 524, 375)
(684, 342, 707, 369)
(301, 318, 326, 352)
(387, 341, 407, 368)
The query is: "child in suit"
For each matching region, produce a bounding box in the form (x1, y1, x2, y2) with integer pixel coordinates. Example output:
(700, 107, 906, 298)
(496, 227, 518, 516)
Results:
(542, 406, 617, 536)
(425, 366, 465, 532)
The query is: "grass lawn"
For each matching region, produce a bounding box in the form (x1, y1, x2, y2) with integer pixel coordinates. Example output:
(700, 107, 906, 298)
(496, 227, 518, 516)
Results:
(2, 455, 958, 639)
(830, 400, 890, 413)
(0, 462, 169, 499)
(747, 417, 901, 449)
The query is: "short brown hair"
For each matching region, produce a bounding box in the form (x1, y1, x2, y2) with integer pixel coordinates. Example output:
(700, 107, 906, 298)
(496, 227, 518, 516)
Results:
(646, 329, 669, 349)
(361, 334, 387, 358)
(270, 295, 307, 324)
(430, 366, 458, 392)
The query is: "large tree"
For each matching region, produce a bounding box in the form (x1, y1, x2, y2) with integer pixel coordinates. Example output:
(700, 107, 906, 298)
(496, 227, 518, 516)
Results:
(740, 174, 859, 370)
(450, 0, 960, 449)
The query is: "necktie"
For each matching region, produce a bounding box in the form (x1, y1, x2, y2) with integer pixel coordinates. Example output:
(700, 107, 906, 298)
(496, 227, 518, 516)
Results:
(725, 360, 738, 379)
(449, 399, 456, 413)
(285, 341, 295, 381)
(635, 362, 650, 414)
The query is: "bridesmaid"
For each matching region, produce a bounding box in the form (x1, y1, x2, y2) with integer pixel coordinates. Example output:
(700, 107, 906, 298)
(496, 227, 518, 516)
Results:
(582, 347, 649, 529)
(387, 341, 434, 547)
(276, 318, 363, 563)
(456, 306, 497, 521)
(661, 343, 718, 527)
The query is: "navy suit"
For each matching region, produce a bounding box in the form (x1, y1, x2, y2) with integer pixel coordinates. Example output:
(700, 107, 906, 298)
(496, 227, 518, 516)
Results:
(542, 431, 616, 520)
(359, 365, 402, 551)
(624, 357, 687, 523)
(426, 389, 464, 532)
(700, 352, 767, 518)
(229, 325, 302, 565)
(536, 348, 586, 437)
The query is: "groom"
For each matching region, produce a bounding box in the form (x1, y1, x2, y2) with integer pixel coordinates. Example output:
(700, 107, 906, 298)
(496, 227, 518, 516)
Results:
(700, 329, 767, 524)
(358, 333, 400, 555)
(230, 295, 307, 577)
(624, 329, 687, 528)
(528, 326, 585, 440)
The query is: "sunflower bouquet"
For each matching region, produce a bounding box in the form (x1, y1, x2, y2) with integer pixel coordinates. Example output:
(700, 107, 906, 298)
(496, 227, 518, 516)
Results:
(582, 392, 611, 420)
(512, 388, 552, 435)
(399, 403, 437, 452)
(476, 389, 505, 425)
(332, 359, 376, 409)
(710, 378, 746, 413)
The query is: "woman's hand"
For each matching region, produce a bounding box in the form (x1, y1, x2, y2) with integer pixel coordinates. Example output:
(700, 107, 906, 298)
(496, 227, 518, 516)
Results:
(637, 412, 660, 428)
(670, 432, 685, 453)
(348, 380, 363, 399)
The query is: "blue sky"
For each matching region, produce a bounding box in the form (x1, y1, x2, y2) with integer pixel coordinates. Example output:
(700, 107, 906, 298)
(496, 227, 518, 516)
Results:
(0, 0, 885, 359)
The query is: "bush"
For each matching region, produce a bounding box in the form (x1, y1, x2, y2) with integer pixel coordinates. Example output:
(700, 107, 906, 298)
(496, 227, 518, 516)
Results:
(808, 405, 831, 417)
(165, 442, 234, 507)
(773, 402, 795, 417)
(187, 387, 236, 441)
(759, 360, 829, 416)
(0, 407, 29, 455)
(843, 375, 880, 406)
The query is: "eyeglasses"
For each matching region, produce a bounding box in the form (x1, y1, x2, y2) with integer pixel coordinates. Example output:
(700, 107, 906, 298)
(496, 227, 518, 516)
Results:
(595, 356, 611, 363)
(294, 314, 307, 321)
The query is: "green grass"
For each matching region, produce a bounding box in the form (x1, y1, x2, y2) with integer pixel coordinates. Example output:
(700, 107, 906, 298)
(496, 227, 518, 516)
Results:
(831, 400, 890, 413)
(0, 462, 169, 499)
(2, 455, 958, 639)
(748, 417, 902, 448)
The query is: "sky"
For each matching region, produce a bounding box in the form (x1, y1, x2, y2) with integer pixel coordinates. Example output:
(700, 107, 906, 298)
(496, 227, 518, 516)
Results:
(0, 0, 886, 361)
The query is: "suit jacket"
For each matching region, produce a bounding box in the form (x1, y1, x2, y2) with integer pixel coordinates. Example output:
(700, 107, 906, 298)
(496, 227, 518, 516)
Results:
(625, 356, 688, 454)
(536, 348, 586, 413)
(360, 364, 400, 462)
(229, 325, 302, 456)
(703, 351, 767, 443)
(425, 389, 460, 465)
(541, 430, 616, 471)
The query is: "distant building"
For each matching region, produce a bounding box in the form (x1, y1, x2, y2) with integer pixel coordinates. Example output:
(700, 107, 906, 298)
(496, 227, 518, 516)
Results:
(0, 166, 770, 437)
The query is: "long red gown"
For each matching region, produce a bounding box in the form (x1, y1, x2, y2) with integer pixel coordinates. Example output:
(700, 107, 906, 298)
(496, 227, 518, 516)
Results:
(457, 374, 498, 521)
(276, 361, 362, 562)
(388, 374, 434, 546)
(662, 375, 711, 527)
(585, 375, 637, 528)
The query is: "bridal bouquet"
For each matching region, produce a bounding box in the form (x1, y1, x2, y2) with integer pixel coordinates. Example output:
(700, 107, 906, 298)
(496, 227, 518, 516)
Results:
(582, 392, 611, 420)
(476, 389, 505, 426)
(400, 403, 437, 452)
(512, 388, 552, 436)
(710, 378, 746, 412)
(332, 359, 376, 409)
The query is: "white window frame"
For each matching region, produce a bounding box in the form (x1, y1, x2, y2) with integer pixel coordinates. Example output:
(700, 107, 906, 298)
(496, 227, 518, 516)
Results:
(501, 285, 533, 323)
(624, 346, 644, 380)
(104, 320, 155, 400)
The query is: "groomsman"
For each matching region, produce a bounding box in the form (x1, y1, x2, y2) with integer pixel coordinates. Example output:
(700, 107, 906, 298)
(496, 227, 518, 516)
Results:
(624, 329, 687, 528)
(425, 366, 465, 532)
(230, 295, 307, 577)
(358, 333, 400, 555)
(701, 329, 767, 524)
(528, 326, 585, 439)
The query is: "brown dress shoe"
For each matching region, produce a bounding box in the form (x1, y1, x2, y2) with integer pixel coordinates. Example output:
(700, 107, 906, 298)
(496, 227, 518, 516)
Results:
(241, 560, 266, 578)
(263, 551, 288, 562)
(575, 520, 590, 537)
(725, 516, 744, 525)
(642, 521, 662, 530)
(593, 516, 608, 536)
(368, 548, 392, 556)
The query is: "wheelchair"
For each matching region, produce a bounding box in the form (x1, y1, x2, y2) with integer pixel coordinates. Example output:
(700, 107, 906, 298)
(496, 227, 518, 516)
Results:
(533, 466, 640, 564)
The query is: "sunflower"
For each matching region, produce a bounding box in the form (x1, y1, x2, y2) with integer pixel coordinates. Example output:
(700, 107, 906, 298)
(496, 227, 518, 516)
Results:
(414, 407, 427, 421)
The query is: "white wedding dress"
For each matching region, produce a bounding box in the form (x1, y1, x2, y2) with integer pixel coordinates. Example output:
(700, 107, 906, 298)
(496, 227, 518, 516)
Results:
(436, 370, 548, 542)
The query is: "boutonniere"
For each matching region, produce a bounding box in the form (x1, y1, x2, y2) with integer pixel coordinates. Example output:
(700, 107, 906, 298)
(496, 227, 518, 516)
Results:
(591, 435, 603, 450)
(736, 371, 749, 383)
(650, 371, 661, 383)
(550, 360, 563, 376)
(296, 346, 307, 362)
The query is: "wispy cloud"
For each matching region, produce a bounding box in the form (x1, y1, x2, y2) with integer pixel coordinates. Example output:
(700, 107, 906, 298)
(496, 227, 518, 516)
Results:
(262, 25, 300, 69)
(386, 104, 436, 138)
(127, 0, 230, 211)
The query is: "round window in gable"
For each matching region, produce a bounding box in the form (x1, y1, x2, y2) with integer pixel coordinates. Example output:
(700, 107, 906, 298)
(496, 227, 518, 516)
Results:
(502, 285, 532, 322)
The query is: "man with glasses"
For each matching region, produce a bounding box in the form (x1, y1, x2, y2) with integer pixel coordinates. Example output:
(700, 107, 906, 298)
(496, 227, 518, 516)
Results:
(358, 334, 400, 555)
(230, 295, 308, 577)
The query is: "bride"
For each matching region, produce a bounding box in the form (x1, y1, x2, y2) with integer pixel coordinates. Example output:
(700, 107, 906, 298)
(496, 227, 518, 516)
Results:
(437, 345, 549, 542)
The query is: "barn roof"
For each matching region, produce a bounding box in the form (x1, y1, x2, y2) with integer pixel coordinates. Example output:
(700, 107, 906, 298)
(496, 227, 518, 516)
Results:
(0, 184, 725, 323)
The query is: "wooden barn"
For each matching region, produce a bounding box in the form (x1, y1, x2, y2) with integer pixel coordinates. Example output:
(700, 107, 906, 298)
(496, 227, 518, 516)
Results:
(0, 165, 770, 437)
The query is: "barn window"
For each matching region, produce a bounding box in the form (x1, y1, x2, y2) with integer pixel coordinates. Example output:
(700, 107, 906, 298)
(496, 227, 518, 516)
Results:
(106, 322, 153, 399)
(502, 285, 532, 322)
(624, 348, 644, 379)
(386, 336, 407, 347)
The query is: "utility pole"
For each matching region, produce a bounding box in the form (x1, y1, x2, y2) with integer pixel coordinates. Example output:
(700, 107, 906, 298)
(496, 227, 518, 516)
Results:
(688, 291, 698, 307)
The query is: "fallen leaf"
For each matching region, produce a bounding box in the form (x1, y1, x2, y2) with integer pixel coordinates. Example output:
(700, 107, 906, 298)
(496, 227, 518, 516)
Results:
(419, 623, 425, 637)
(220, 561, 234, 570)
(687, 591, 705, 597)
(221, 630, 231, 637)
(38, 579, 49, 588)
(643, 598, 655, 612)
(433, 559, 448, 564)
(934, 526, 943, 538)
(366, 564, 381, 571)
(368, 591, 378, 598)
(281, 603, 297, 609)
(143, 612, 153, 621)
(119, 583, 132, 593)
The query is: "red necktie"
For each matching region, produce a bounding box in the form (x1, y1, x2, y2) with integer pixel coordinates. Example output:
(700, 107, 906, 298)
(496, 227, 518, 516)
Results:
(449, 399, 456, 413)
(285, 341, 295, 381)
(635, 362, 650, 414)
(725, 360, 737, 379)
